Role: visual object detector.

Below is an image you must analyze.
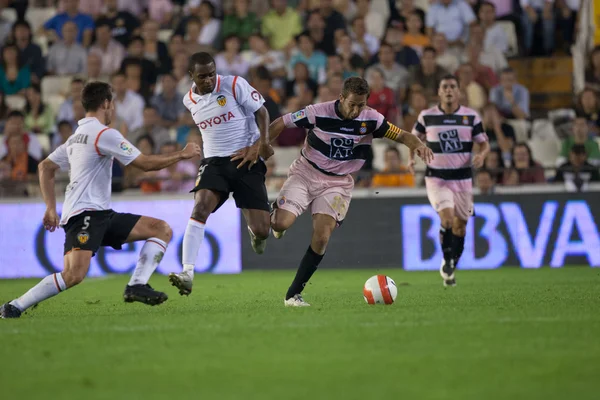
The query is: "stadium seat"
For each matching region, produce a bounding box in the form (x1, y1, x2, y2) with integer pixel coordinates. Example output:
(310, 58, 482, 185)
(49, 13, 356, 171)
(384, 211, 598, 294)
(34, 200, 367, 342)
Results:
(1, 7, 17, 23)
(505, 119, 531, 142)
(531, 119, 559, 141)
(273, 147, 301, 175)
(33, 34, 49, 57)
(25, 7, 57, 33)
(41, 76, 72, 103)
(496, 21, 518, 57)
(528, 137, 560, 168)
(46, 94, 65, 115)
(5, 95, 26, 111)
(35, 133, 51, 155)
(158, 29, 173, 43)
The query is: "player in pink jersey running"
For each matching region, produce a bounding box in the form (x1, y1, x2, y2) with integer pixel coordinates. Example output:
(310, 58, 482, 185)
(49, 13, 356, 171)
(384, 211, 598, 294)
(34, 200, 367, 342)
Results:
(409, 74, 490, 287)
(268, 77, 434, 306)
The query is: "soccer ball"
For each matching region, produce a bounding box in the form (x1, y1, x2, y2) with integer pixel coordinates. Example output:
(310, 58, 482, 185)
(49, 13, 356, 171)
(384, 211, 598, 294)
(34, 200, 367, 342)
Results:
(363, 275, 397, 305)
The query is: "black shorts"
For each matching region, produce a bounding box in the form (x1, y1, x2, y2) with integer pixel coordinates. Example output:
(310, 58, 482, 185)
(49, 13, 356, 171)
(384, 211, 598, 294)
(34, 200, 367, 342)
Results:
(63, 210, 141, 255)
(191, 157, 270, 213)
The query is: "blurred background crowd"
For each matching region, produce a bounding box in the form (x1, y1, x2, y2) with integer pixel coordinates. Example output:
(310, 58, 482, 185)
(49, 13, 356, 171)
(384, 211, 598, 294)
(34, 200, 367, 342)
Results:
(0, 0, 598, 198)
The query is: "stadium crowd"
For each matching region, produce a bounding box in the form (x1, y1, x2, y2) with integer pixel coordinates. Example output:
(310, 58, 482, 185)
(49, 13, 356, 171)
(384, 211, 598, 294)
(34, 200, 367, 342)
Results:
(0, 0, 598, 198)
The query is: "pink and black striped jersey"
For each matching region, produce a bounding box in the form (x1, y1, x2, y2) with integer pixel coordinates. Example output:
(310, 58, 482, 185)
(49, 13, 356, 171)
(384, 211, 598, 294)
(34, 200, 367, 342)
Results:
(412, 105, 488, 185)
(282, 100, 399, 176)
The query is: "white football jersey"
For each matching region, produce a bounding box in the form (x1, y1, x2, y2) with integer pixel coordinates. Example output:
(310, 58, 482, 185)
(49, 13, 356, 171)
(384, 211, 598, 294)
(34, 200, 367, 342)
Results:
(48, 117, 141, 226)
(183, 75, 265, 158)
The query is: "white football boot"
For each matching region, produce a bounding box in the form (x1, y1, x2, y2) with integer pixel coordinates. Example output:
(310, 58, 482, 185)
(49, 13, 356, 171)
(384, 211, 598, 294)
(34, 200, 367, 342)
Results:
(168, 271, 194, 296)
(247, 226, 267, 254)
(284, 294, 311, 307)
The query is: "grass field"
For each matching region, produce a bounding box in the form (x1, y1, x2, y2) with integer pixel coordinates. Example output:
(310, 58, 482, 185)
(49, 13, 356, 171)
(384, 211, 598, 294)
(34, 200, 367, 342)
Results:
(1, 267, 599, 400)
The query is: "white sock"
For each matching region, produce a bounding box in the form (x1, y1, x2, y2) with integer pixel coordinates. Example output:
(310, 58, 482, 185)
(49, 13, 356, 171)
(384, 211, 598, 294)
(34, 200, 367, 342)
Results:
(10, 273, 67, 311)
(182, 219, 205, 278)
(128, 238, 168, 286)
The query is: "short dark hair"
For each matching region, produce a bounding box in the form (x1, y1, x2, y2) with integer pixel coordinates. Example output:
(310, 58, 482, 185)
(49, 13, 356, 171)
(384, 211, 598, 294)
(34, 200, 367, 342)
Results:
(57, 120, 72, 129)
(136, 134, 155, 150)
(438, 74, 460, 89)
(129, 35, 144, 46)
(71, 77, 85, 85)
(571, 144, 587, 155)
(254, 66, 272, 81)
(501, 67, 514, 75)
(477, 168, 493, 178)
(423, 46, 436, 56)
(341, 76, 370, 98)
(7, 110, 24, 119)
(188, 52, 215, 72)
(480, 1, 496, 9)
(95, 18, 112, 29)
(81, 81, 113, 112)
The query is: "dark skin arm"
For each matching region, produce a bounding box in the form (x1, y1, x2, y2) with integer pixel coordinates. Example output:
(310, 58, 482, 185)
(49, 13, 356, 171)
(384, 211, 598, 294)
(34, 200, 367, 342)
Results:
(231, 105, 274, 168)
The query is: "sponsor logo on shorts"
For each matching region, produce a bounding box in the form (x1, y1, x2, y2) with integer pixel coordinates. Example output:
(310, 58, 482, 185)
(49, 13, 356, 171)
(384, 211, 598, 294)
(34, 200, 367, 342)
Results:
(291, 110, 306, 122)
(438, 129, 463, 153)
(360, 122, 367, 134)
(278, 196, 286, 206)
(77, 232, 89, 244)
(216, 95, 227, 107)
(120, 141, 133, 155)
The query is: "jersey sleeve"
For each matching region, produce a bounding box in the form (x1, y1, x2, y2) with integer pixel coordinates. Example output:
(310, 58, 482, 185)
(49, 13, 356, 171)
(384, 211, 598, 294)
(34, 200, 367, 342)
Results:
(472, 113, 488, 143)
(48, 143, 70, 170)
(282, 104, 316, 129)
(412, 112, 426, 136)
(96, 128, 141, 166)
(370, 110, 389, 138)
(233, 76, 265, 115)
(182, 89, 195, 112)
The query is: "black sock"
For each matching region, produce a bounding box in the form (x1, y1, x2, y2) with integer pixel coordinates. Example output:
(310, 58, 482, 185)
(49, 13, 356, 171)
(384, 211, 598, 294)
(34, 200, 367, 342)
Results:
(452, 233, 465, 265)
(440, 227, 453, 264)
(286, 246, 324, 300)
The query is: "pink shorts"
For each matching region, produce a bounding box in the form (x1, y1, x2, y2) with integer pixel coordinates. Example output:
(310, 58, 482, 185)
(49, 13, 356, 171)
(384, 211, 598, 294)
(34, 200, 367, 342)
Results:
(425, 177, 474, 221)
(276, 157, 354, 223)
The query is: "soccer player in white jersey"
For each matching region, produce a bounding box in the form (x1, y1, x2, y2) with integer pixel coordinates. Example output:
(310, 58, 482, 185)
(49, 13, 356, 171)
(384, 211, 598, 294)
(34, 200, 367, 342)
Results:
(409, 74, 490, 286)
(0, 82, 201, 319)
(168, 52, 273, 296)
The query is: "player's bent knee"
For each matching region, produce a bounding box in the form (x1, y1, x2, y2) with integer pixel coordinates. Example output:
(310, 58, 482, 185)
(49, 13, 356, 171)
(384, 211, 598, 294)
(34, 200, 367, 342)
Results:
(191, 203, 212, 223)
(271, 212, 293, 232)
(62, 267, 86, 288)
(154, 219, 173, 242)
(251, 222, 270, 239)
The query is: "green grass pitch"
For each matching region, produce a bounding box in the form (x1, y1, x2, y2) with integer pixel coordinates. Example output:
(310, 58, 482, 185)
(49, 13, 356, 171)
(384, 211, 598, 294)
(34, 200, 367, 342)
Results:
(1, 267, 599, 400)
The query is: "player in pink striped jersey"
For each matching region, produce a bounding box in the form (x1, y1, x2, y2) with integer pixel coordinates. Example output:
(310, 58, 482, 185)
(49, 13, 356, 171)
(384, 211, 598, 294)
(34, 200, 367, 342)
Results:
(409, 74, 490, 287)
(268, 77, 434, 306)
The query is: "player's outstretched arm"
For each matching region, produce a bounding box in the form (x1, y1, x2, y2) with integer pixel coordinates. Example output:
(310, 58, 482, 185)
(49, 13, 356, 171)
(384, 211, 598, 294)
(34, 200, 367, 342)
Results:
(130, 143, 202, 172)
(38, 158, 61, 232)
(384, 123, 434, 165)
(267, 116, 285, 145)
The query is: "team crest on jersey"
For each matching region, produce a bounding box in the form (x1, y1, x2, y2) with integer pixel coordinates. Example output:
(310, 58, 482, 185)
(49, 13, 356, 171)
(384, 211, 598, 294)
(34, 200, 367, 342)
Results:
(250, 90, 261, 101)
(216, 95, 227, 107)
(360, 122, 367, 134)
(77, 232, 89, 244)
(291, 110, 305, 122)
(120, 141, 133, 155)
(462, 116, 469, 125)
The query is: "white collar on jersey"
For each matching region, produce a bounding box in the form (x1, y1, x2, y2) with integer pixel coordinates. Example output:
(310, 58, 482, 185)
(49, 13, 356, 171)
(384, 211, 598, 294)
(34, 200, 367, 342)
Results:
(189, 75, 221, 103)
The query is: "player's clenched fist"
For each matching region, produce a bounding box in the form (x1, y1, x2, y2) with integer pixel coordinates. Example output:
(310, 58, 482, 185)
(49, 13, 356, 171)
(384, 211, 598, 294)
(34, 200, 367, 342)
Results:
(181, 143, 202, 159)
(43, 208, 59, 232)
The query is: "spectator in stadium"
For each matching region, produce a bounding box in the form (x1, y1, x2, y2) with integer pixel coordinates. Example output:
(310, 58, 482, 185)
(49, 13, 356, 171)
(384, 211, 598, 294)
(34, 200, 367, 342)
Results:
(402, 11, 430, 56)
(489, 67, 530, 119)
(153, 142, 197, 193)
(457, 63, 486, 112)
(175, 111, 197, 148)
(129, 135, 161, 193)
(371, 146, 415, 188)
(316, 0, 347, 56)
(111, 72, 144, 132)
(96, 0, 140, 47)
(89, 20, 126, 76)
(355, 0, 386, 40)
(556, 116, 600, 166)
(194, 1, 221, 47)
(584, 46, 600, 92)
(0, 111, 43, 161)
(366, 67, 399, 124)
(244, 34, 286, 82)
(289, 33, 327, 84)
(391, 0, 425, 32)
(482, 103, 516, 158)
(11, 20, 44, 83)
(554, 144, 600, 192)
(408, 46, 447, 104)
(351, 16, 380, 58)
(0, 5, 11, 46)
(50, 120, 72, 152)
(0, 90, 9, 132)
(286, 62, 318, 103)
(506, 142, 546, 184)
(463, 40, 498, 91)
(215, 35, 250, 78)
(402, 89, 427, 132)
(375, 26, 420, 69)
(148, 0, 175, 28)
(23, 84, 54, 135)
(56, 77, 84, 124)
(261, 0, 303, 51)
(478, 1, 509, 55)
(168, 50, 193, 95)
(484, 149, 504, 182)
(276, 96, 307, 146)
(142, 19, 171, 75)
(0, 43, 30, 95)
(127, 106, 170, 153)
(520, 0, 555, 56)
(182, 18, 206, 55)
(151, 74, 185, 129)
(121, 36, 159, 97)
(303, 11, 329, 55)
(250, 66, 281, 121)
(336, 33, 364, 72)
(46, 21, 87, 76)
(325, 54, 348, 81)
(432, 33, 459, 75)
(0, 134, 38, 189)
(426, 0, 475, 47)
(576, 89, 600, 135)
(221, 0, 259, 50)
(42, 0, 94, 47)
(502, 167, 520, 185)
(85, 52, 106, 82)
(463, 24, 508, 73)
(366, 42, 409, 98)
(476, 169, 496, 194)
(265, 156, 285, 192)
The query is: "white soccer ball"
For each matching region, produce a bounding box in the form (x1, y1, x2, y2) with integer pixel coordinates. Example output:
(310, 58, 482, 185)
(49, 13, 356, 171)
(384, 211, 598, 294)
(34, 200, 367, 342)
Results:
(363, 275, 398, 305)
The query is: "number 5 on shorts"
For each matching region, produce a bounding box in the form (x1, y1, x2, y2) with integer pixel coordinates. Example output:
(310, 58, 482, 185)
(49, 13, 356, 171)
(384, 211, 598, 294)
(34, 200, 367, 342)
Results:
(82, 216, 91, 230)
